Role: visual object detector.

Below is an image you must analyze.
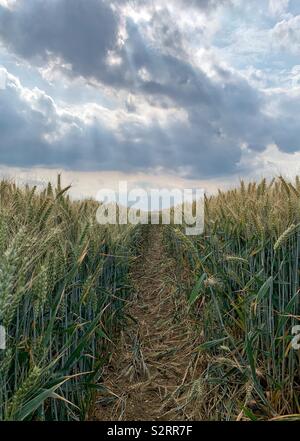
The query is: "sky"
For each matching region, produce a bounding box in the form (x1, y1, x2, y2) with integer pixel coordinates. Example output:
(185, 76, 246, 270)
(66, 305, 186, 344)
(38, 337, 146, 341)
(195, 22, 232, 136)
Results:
(0, 0, 300, 198)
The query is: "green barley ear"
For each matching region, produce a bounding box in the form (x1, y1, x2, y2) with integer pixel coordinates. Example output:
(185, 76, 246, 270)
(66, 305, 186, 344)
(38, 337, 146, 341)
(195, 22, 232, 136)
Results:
(6, 366, 42, 420)
(57, 174, 62, 193)
(47, 182, 53, 198)
(81, 274, 95, 305)
(55, 185, 71, 200)
(225, 255, 248, 264)
(36, 197, 54, 228)
(288, 182, 300, 198)
(33, 266, 48, 318)
(28, 185, 37, 204)
(279, 175, 291, 197)
(274, 223, 300, 251)
(46, 252, 56, 292)
(0, 217, 8, 254)
(0, 349, 13, 381)
(0, 227, 27, 325)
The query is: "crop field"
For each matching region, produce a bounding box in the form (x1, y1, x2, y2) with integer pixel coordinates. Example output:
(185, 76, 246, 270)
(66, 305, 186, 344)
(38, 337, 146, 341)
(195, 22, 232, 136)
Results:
(0, 176, 299, 421)
(165, 177, 300, 420)
(0, 176, 143, 421)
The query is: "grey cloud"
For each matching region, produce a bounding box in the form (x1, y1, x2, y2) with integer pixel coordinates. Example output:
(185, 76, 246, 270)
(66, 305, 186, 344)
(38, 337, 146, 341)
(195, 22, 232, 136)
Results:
(136, 0, 231, 11)
(0, 1, 228, 94)
(1, 61, 298, 179)
(272, 15, 300, 54)
(0, 0, 232, 89)
(0, 0, 298, 179)
(143, 8, 186, 59)
(179, 0, 231, 9)
(119, 20, 217, 103)
(0, 0, 119, 80)
(0, 72, 243, 177)
(122, 22, 273, 149)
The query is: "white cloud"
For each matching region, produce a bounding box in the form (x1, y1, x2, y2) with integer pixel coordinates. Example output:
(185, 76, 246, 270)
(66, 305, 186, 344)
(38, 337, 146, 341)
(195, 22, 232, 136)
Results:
(0, 0, 16, 8)
(272, 15, 300, 53)
(269, 0, 290, 16)
(289, 65, 300, 86)
(0, 165, 233, 199)
(0, 66, 7, 89)
(239, 143, 300, 179)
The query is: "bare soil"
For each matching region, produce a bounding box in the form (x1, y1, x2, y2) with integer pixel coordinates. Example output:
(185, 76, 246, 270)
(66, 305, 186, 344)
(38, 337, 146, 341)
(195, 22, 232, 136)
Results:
(92, 226, 203, 421)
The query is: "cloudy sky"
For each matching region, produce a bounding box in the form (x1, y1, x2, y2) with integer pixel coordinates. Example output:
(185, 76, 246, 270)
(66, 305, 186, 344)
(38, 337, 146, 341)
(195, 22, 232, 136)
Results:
(0, 0, 300, 197)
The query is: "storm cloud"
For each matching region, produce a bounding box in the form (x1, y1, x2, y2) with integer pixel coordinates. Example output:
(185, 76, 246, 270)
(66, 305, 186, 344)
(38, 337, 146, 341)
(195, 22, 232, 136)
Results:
(0, 65, 278, 178)
(0, 0, 299, 180)
(0, 0, 120, 81)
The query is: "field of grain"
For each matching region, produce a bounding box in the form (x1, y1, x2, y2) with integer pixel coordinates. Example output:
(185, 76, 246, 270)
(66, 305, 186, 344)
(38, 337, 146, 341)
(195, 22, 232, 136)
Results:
(0, 176, 299, 421)
(165, 177, 300, 420)
(0, 176, 143, 420)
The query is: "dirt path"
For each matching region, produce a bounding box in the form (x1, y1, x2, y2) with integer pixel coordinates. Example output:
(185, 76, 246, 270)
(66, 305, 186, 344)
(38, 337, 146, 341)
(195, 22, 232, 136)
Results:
(93, 226, 203, 421)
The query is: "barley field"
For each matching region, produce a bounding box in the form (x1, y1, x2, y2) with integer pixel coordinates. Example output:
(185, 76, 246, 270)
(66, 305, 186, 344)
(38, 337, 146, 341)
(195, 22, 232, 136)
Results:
(165, 177, 300, 420)
(0, 176, 143, 421)
(0, 176, 299, 421)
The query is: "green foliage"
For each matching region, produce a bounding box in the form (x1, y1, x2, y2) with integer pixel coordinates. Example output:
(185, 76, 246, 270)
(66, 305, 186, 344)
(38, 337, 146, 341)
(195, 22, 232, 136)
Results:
(0, 177, 143, 421)
(165, 177, 300, 420)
